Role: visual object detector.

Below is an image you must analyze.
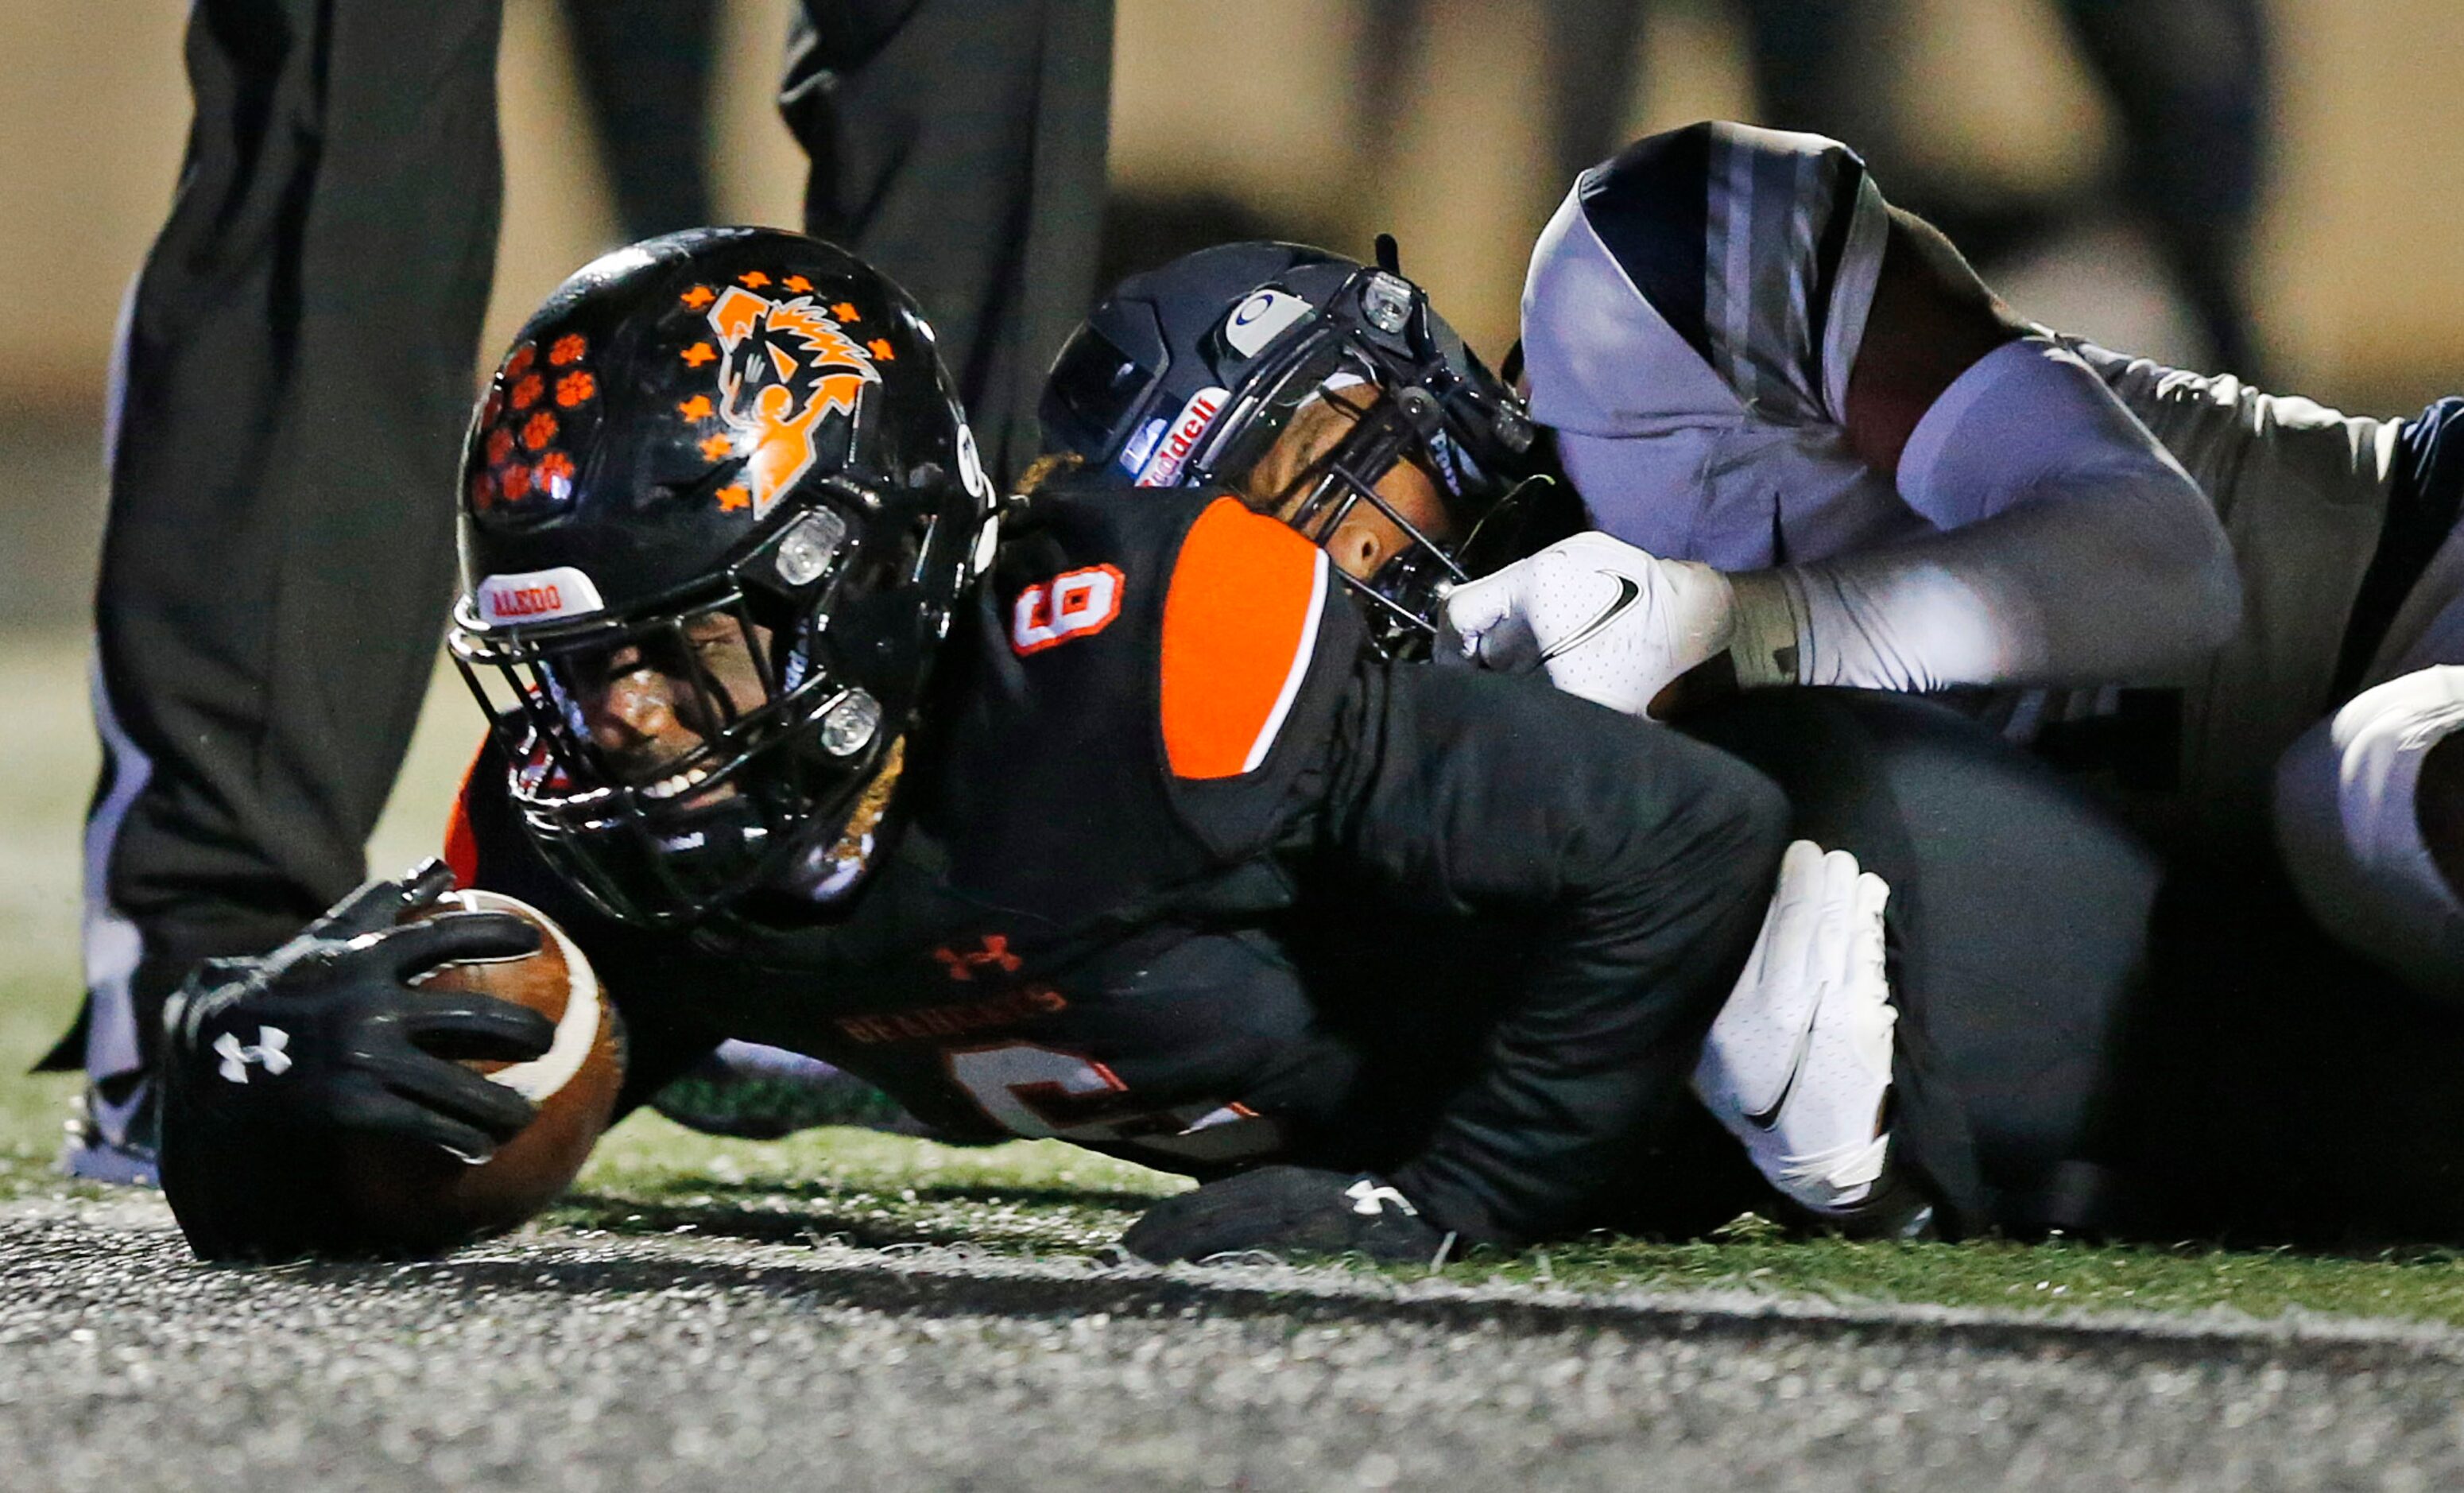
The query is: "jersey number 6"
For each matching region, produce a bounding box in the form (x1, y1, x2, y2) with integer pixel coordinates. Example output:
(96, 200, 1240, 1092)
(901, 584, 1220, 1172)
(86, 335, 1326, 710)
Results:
(943, 1041, 1277, 1164)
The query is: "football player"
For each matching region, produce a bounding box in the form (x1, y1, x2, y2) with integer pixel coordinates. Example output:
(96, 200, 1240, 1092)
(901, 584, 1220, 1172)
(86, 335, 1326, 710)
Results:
(1440, 121, 2463, 998)
(1040, 242, 2174, 1243)
(158, 227, 2202, 1262)
(1040, 237, 2464, 1248)
(151, 228, 1827, 1262)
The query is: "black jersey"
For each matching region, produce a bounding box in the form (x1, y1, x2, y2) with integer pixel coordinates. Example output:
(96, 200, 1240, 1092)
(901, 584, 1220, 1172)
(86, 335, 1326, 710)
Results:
(451, 482, 1793, 1244)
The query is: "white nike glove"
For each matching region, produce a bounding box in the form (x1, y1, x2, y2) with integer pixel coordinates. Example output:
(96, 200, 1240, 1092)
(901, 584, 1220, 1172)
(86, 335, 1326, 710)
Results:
(2275, 664, 2464, 994)
(1436, 531, 1738, 718)
(1693, 840, 1896, 1212)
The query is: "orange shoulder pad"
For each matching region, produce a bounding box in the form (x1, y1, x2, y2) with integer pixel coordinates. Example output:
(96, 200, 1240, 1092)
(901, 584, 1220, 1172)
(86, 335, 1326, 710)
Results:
(1159, 497, 1331, 779)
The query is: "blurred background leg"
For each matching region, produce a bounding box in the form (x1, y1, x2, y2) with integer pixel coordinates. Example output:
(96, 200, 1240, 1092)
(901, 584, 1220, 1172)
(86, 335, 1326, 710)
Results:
(56, 0, 507, 1181)
(2054, 0, 2273, 381)
(1354, 0, 1435, 182)
(1738, 0, 1887, 148)
(558, 0, 724, 240)
(781, 0, 1115, 483)
(1539, 0, 1649, 188)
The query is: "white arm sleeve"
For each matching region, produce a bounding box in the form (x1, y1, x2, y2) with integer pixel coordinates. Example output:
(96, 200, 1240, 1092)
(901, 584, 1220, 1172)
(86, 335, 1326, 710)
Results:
(1733, 337, 2241, 692)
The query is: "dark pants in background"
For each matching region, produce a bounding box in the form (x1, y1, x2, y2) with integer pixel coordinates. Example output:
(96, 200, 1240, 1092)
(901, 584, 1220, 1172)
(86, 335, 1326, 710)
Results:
(1362, 0, 2272, 380)
(60, 0, 1116, 1130)
(69, 0, 510, 1107)
(783, 0, 1113, 478)
(560, 0, 724, 240)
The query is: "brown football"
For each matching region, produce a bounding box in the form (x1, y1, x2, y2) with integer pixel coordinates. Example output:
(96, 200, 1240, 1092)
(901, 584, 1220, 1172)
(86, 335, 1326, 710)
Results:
(334, 888, 625, 1252)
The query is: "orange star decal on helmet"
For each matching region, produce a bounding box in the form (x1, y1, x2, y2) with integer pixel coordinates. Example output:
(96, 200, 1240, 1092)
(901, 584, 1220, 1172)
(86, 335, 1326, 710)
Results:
(831, 302, 861, 322)
(676, 394, 714, 421)
(510, 374, 545, 410)
(699, 433, 734, 462)
(680, 285, 716, 310)
(681, 343, 716, 368)
(782, 275, 812, 293)
(868, 338, 895, 361)
(715, 485, 750, 512)
(548, 334, 588, 366)
(555, 370, 596, 407)
(737, 271, 772, 289)
(523, 412, 559, 450)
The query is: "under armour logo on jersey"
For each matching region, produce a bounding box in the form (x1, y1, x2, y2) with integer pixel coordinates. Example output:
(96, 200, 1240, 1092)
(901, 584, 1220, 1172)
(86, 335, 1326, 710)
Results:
(932, 934, 1023, 982)
(1010, 564, 1125, 655)
(213, 1026, 293, 1084)
(1343, 1177, 1418, 1218)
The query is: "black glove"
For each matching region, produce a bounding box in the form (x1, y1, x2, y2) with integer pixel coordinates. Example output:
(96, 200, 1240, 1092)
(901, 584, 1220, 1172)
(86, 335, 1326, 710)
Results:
(164, 859, 556, 1162)
(1120, 1165, 1454, 1266)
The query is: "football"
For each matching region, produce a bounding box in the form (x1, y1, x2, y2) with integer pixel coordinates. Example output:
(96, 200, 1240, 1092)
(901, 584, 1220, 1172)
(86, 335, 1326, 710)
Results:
(334, 888, 626, 1252)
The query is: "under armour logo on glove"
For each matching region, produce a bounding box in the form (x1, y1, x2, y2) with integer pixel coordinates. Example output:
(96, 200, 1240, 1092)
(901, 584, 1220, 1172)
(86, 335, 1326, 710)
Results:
(213, 1026, 293, 1084)
(1343, 1177, 1418, 1217)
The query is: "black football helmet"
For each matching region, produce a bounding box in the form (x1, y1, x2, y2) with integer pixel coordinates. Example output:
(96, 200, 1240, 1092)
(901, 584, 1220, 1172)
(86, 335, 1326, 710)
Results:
(1039, 239, 1567, 653)
(449, 227, 995, 926)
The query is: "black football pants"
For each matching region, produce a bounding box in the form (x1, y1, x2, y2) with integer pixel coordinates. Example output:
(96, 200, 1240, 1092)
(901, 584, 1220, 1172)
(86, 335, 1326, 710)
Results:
(66, 0, 1114, 1087)
(1691, 691, 2464, 1248)
(1682, 691, 2168, 1236)
(68, 0, 510, 1089)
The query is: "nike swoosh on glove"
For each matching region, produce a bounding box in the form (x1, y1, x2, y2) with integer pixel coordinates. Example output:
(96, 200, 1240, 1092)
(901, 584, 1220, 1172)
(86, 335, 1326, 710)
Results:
(1120, 1165, 1455, 1265)
(1692, 840, 1896, 1214)
(164, 859, 557, 1162)
(1436, 530, 1737, 717)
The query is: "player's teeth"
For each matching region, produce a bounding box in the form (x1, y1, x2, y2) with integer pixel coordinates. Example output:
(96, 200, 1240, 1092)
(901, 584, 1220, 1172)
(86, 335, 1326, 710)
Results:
(645, 766, 711, 800)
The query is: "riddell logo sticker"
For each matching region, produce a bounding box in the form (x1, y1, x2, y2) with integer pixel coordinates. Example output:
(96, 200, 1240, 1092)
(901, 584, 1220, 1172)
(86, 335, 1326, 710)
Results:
(476, 566, 606, 625)
(1011, 564, 1125, 655)
(688, 280, 883, 518)
(1133, 387, 1227, 487)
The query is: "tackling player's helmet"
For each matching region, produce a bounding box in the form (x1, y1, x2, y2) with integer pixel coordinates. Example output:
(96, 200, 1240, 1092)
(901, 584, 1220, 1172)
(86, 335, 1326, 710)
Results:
(449, 227, 995, 926)
(1039, 240, 1564, 653)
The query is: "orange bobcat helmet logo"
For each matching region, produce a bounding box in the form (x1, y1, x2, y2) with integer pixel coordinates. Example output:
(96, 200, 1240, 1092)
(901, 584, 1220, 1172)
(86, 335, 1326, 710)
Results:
(704, 284, 881, 518)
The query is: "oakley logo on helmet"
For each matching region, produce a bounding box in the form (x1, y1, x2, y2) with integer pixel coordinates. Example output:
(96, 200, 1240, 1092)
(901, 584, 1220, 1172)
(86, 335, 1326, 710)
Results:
(1133, 386, 1227, 487)
(704, 283, 882, 518)
(1010, 564, 1125, 655)
(476, 566, 606, 625)
(1222, 289, 1312, 358)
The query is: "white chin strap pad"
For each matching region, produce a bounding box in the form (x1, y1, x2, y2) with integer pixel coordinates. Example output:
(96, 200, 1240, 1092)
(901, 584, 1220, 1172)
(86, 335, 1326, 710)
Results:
(2275, 665, 2464, 995)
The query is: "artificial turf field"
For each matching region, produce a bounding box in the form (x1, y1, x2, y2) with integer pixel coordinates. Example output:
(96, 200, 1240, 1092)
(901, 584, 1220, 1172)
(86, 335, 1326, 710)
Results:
(10, 639, 2464, 1486)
